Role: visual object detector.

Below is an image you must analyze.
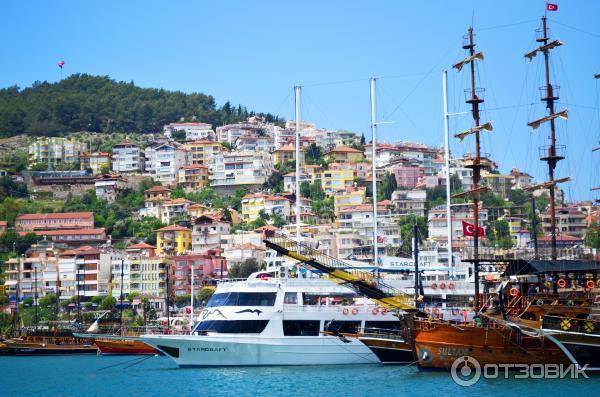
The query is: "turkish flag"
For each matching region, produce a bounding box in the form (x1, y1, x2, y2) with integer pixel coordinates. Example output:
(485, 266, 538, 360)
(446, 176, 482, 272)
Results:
(462, 221, 484, 237)
(58, 60, 65, 69)
(546, 3, 558, 11)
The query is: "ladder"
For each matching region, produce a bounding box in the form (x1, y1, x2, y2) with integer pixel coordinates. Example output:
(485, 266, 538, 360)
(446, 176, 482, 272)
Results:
(264, 235, 415, 311)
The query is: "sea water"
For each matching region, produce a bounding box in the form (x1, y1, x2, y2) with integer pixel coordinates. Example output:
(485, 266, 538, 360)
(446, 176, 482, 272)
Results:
(1, 355, 598, 397)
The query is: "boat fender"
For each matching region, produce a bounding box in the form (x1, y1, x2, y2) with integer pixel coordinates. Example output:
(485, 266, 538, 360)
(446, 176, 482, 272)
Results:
(342, 308, 349, 315)
(586, 280, 595, 289)
(372, 307, 379, 315)
(351, 308, 359, 315)
(509, 287, 519, 297)
(448, 283, 455, 290)
(557, 278, 567, 288)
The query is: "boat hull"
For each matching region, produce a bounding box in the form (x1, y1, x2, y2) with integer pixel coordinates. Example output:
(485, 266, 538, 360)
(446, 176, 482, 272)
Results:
(545, 332, 600, 371)
(0, 342, 97, 356)
(413, 321, 570, 370)
(94, 339, 159, 356)
(358, 337, 414, 364)
(140, 334, 380, 367)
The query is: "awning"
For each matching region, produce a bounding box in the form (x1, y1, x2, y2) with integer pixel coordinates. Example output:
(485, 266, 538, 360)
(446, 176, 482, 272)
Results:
(503, 259, 600, 276)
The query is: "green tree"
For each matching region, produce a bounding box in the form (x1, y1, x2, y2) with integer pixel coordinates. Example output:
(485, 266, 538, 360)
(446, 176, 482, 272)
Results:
(378, 172, 397, 201)
(196, 287, 215, 306)
(300, 181, 311, 198)
(227, 258, 260, 279)
(584, 224, 600, 249)
(398, 215, 428, 254)
(100, 296, 117, 311)
(305, 143, 324, 165)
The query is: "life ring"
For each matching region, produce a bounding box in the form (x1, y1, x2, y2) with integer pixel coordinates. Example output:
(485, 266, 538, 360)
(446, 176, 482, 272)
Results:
(342, 308, 349, 315)
(509, 287, 519, 297)
(424, 307, 432, 314)
(535, 299, 544, 306)
(439, 283, 446, 290)
(432, 308, 441, 317)
(448, 283, 455, 290)
(557, 278, 567, 288)
(381, 307, 388, 315)
(431, 283, 438, 290)
(351, 308, 359, 315)
(372, 307, 379, 315)
(586, 280, 595, 289)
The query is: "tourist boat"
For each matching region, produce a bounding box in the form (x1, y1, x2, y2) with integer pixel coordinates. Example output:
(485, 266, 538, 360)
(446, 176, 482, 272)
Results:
(0, 331, 98, 356)
(140, 271, 403, 366)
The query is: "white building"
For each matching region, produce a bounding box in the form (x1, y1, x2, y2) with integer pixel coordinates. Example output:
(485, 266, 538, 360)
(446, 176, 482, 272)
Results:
(428, 204, 488, 242)
(209, 150, 273, 188)
(191, 214, 231, 252)
(95, 176, 125, 202)
(112, 141, 145, 173)
(144, 142, 189, 184)
(163, 122, 214, 141)
(391, 189, 427, 217)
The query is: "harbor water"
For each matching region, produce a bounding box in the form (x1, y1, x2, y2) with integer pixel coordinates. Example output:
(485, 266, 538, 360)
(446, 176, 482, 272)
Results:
(1, 356, 598, 397)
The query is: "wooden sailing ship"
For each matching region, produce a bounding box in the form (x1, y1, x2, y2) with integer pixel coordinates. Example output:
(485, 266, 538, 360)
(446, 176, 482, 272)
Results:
(411, 16, 592, 370)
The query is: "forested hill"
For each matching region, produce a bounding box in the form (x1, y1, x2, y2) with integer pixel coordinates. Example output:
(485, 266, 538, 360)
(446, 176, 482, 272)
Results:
(0, 74, 283, 137)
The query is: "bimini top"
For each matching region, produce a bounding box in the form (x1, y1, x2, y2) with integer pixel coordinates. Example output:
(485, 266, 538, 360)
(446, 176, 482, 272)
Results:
(503, 259, 600, 276)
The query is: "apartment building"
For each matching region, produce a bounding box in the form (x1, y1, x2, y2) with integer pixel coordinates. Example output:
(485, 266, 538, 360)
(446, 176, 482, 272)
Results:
(112, 141, 144, 173)
(15, 212, 94, 232)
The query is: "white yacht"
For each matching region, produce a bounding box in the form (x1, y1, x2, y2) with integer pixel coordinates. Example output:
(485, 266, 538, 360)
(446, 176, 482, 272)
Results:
(140, 271, 405, 367)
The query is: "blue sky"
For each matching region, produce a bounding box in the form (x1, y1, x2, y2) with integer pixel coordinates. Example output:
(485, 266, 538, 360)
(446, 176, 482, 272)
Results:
(1, 0, 599, 201)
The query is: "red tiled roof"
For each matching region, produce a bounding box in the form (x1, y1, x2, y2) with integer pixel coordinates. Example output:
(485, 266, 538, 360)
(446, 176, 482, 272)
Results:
(325, 146, 363, 154)
(231, 243, 265, 251)
(16, 212, 94, 221)
(127, 242, 156, 249)
(188, 140, 218, 145)
(182, 164, 208, 169)
(144, 185, 171, 193)
(274, 144, 303, 152)
(538, 235, 582, 241)
(25, 228, 105, 236)
(156, 225, 191, 232)
(0, 221, 7, 227)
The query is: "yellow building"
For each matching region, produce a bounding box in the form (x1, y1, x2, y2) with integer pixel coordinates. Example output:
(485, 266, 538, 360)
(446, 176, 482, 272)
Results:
(481, 171, 515, 199)
(184, 140, 222, 165)
(188, 203, 209, 218)
(334, 186, 366, 215)
(177, 164, 209, 190)
(156, 224, 192, 255)
(324, 146, 364, 163)
(321, 169, 355, 194)
(273, 145, 305, 166)
(241, 193, 290, 222)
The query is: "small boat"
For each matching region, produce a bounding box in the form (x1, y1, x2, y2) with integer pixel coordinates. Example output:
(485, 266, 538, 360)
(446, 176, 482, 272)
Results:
(0, 332, 98, 356)
(86, 335, 159, 355)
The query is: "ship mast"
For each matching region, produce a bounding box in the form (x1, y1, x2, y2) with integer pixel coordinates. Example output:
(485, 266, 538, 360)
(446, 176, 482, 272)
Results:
(452, 27, 491, 311)
(524, 17, 569, 260)
(593, 74, 599, 202)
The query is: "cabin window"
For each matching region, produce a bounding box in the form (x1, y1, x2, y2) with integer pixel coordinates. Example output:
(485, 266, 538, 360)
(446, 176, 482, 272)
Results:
(364, 321, 402, 332)
(206, 292, 277, 307)
(282, 320, 320, 336)
(284, 292, 298, 304)
(194, 320, 269, 334)
(325, 321, 361, 333)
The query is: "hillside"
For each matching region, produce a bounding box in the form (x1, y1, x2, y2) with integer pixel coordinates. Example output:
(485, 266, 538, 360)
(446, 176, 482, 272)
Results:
(0, 74, 283, 137)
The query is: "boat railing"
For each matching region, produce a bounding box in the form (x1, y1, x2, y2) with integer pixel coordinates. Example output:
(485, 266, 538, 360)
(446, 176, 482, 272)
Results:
(541, 315, 600, 334)
(283, 303, 384, 313)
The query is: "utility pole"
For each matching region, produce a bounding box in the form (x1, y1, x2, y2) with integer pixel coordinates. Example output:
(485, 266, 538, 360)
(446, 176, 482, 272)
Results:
(34, 263, 39, 332)
(531, 195, 539, 259)
(190, 261, 194, 334)
(119, 258, 124, 332)
(370, 77, 379, 269)
(413, 224, 420, 308)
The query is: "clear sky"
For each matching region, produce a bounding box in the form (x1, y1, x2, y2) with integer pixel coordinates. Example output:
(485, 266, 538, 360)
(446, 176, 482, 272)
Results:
(1, 0, 599, 201)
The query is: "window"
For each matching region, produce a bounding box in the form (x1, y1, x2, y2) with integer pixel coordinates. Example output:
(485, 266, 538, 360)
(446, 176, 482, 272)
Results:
(284, 292, 297, 304)
(364, 321, 401, 332)
(206, 292, 277, 307)
(324, 321, 361, 333)
(193, 320, 269, 334)
(283, 320, 320, 336)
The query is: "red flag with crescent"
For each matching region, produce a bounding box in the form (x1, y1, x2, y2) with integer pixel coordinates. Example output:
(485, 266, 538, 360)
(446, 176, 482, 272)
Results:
(546, 3, 558, 11)
(58, 60, 65, 69)
(462, 221, 484, 237)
